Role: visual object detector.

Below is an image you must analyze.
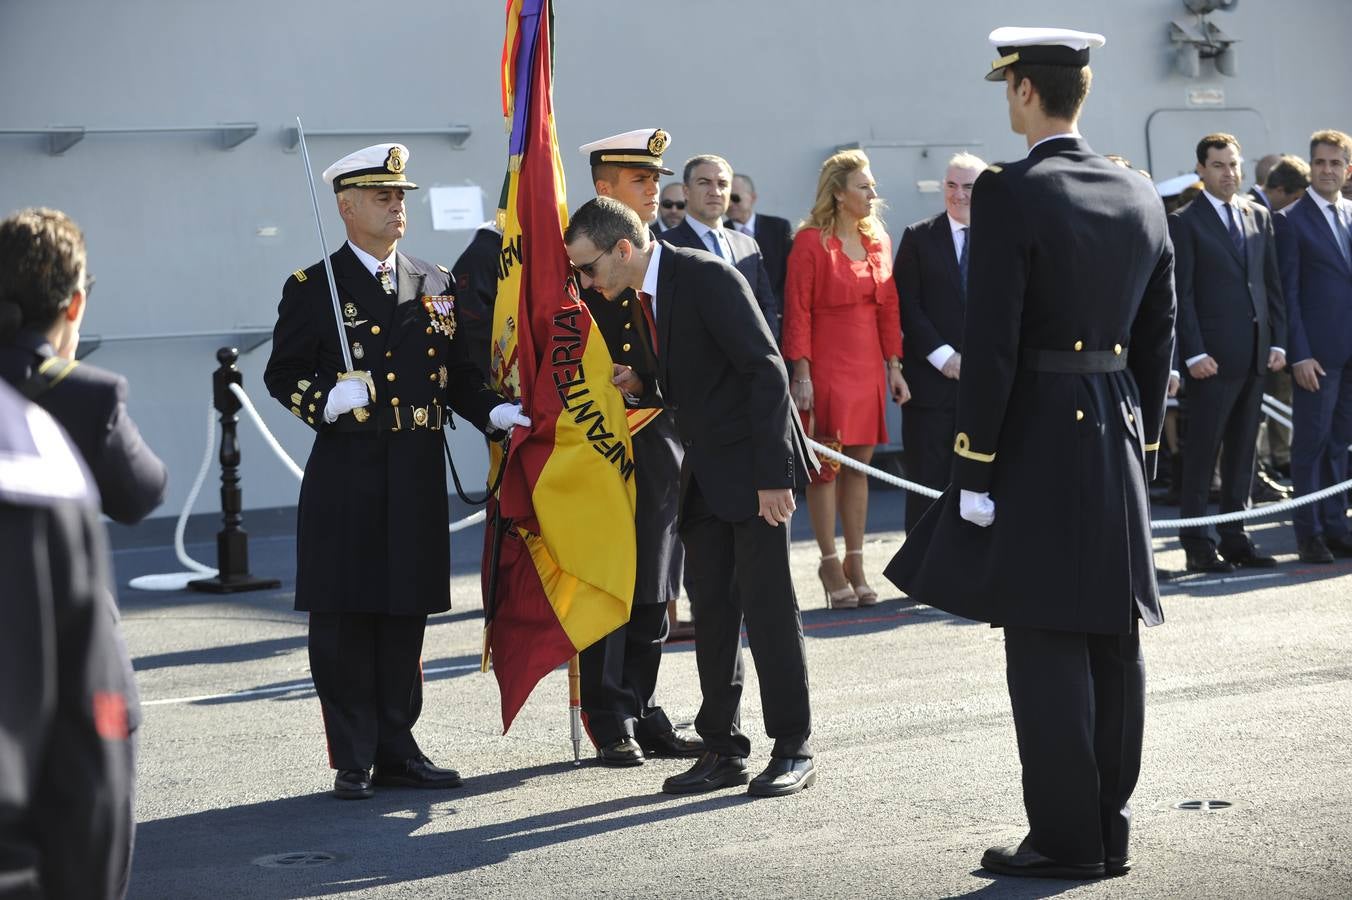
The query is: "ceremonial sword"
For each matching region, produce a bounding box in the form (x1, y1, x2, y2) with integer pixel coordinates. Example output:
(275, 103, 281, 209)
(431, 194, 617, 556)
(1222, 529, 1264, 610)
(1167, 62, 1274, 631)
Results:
(294, 116, 375, 421)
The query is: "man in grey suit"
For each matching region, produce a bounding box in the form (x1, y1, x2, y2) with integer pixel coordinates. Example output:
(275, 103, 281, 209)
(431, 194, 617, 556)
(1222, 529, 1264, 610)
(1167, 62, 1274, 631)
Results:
(660, 154, 781, 339)
(1169, 132, 1286, 571)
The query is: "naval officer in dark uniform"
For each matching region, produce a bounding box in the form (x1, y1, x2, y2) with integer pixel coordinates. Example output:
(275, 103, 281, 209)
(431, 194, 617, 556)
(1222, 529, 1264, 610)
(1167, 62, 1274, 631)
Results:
(572, 129, 702, 766)
(265, 143, 528, 799)
(885, 28, 1176, 879)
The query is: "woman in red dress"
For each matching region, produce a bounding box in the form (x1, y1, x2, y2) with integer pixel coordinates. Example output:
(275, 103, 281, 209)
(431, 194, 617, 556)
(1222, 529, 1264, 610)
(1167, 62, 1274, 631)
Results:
(783, 149, 909, 608)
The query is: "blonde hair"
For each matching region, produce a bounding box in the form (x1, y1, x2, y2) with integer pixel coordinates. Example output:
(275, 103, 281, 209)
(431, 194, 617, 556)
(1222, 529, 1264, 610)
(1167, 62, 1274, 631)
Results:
(800, 149, 885, 246)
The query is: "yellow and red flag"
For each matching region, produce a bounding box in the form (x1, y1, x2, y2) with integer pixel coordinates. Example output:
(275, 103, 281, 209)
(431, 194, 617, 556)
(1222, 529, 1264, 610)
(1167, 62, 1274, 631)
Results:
(483, 0, 637, 733)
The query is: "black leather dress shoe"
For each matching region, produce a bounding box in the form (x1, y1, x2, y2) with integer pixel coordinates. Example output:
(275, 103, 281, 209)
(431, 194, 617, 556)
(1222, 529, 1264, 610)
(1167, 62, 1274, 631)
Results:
(1219, 543, 1278, 568)
(748, 757, 816, 798)
(640, 729, 705, 759)
(661, 752, 750, 794)
(980, 840, 1104, 880)
(1323, 533, 1352, 558)
(1298, 535, 1335, 564)
(1184, 545, 1234, 573)
(596, 737, 644, 767)
(372, 755, 463, 789)
(1105, 855, 1132, 877)
(333, 768, 374, 800)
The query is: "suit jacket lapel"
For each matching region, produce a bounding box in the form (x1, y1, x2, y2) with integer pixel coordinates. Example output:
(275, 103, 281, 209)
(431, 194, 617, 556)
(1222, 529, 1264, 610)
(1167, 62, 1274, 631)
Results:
(1298, 194, 1351, 275)
(1197, 199, 1244, 268)
(1242, 204, 1262, 274)
(932, 215, 963, 299)
(656, 246, 676, 389)
(333, 244, 394, 327)
(388, 252, 427, 350)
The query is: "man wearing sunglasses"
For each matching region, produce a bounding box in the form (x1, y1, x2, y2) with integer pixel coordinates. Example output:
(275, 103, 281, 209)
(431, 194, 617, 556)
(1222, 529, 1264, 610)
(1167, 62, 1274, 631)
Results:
(726, 173, 793, 314)
(572, 129, 703, 768)
(656, 183, 686, 232)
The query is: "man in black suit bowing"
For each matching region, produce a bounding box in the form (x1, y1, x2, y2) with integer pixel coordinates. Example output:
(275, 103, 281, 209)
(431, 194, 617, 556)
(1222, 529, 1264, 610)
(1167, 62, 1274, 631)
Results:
(565, 196, 818, 798)
(894, 152, 985, 531)
(660, 154, 781, 339)
(1170, 133, 1286, 572)
(727, 173, 794, 319)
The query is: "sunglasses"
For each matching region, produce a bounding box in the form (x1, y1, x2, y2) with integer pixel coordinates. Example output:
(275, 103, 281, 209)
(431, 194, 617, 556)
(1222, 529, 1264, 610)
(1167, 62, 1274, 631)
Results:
(729, 194, 742, 204)
(572, 242, 617, 278)
(661, 200, 685, 210)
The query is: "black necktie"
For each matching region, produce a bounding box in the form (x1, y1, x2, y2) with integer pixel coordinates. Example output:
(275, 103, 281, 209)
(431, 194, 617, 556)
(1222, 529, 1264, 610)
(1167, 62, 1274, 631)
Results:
(1224, 203, 1245, 260)
(958, 227, 969, 294)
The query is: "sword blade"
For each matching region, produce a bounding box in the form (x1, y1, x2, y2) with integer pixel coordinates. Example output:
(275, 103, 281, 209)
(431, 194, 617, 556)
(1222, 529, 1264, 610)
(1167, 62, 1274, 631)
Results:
(294, 116, 355, 374)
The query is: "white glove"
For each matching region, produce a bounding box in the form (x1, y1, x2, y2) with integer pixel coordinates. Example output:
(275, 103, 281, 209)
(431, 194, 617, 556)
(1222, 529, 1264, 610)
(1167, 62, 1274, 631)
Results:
(959, 489, 995, 528)
(489, 402, 531, 434)
(323, 378, 371, 423)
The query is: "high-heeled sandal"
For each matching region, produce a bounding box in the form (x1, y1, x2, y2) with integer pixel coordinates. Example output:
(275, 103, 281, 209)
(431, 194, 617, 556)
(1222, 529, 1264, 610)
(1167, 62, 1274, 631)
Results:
(818, 553, 857, 609)
(844, 550, 878, 606)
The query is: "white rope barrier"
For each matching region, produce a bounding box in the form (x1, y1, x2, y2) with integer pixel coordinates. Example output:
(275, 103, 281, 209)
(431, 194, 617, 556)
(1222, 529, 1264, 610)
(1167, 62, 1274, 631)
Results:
(127, 399, 220, 591)
(128, 384, 489, 591)
(1262, 393, 1293, 416)
(808, 396, 1352, 532)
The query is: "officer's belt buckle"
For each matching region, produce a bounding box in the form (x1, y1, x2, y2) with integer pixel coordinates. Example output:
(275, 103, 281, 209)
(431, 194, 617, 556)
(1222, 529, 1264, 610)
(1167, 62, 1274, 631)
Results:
(388, 403, 441, 433)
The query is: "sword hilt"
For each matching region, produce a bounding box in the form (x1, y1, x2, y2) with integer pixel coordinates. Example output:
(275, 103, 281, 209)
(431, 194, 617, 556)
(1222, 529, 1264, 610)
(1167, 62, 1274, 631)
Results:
(337, 370, 376, 423)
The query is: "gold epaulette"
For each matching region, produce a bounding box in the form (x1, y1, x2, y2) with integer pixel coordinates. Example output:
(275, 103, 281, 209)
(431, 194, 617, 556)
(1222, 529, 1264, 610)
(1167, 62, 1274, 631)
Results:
(986, 164, 1003, 174)
(954, 432, 996, 463)
(293, 269, 308, 282)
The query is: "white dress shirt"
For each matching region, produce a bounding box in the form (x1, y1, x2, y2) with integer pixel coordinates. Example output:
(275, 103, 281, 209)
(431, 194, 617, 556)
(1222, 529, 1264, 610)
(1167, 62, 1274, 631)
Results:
(1028, 130, 1081, 154)
(346, 240, 397, 291)
(685, 216, 731, 260)
(641, 241, 663, 318)
(733, 213, 757, 238)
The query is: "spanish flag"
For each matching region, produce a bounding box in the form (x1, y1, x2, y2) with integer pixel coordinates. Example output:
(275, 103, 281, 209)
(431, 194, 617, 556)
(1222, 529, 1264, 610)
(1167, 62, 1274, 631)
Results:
(484, 0, 637, 733)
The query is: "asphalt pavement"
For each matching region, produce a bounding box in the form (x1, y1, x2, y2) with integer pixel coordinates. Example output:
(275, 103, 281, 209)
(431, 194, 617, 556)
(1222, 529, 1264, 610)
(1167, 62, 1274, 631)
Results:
(112, 492, 1352, 899)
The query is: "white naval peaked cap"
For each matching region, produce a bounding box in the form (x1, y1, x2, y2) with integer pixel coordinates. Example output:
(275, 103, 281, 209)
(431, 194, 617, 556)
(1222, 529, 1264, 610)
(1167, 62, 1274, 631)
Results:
(1156, 172, 1202, 199)
(321, 142, 419, 193)
(579, 128, 674, 175)
(985, 26, 1106, 81)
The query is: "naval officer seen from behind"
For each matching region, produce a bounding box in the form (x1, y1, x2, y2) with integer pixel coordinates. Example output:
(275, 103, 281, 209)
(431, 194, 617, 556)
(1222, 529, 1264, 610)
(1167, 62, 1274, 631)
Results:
(265, 142, 528, 801)
(886, 27, 1176, 880)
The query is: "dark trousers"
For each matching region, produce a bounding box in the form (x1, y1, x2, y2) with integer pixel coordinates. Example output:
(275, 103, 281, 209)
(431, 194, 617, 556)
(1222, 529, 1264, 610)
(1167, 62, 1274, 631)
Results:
(901, 404, 956, 534)
(1291, 365, 1352, 540)
(308, 611, 426, 771)
(680, 483, 812, 759)
(1179, 371, 1264, 550)
(1004, 624, 1145, 865)
(579, 602, 673, 746)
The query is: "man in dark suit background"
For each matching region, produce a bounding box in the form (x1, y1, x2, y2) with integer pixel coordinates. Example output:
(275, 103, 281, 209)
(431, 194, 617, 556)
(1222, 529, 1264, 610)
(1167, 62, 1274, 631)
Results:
(449, 221, 503, 381)
(894, 152, 985, 531)
(1169, 132, 1286, 572)
(565, 196, 818, 799)
(1248, 153, 1281, 211)
(726, 173, 793, 320)
(0, 208, 168, 526)
(570, 129, 702, 766)
(886, 27, 1175, 879)
(655, 182, 685, 233)
(1274, 129, 1352, 563)
(660, 154, 781, 339)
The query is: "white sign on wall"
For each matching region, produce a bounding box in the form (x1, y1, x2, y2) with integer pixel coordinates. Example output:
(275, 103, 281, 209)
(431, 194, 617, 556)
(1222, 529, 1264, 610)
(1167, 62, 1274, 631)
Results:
(428, 185, 486, 231)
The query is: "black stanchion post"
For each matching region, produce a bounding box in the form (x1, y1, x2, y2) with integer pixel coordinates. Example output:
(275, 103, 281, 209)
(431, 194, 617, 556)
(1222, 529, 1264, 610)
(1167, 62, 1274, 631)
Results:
(188, 347, 281, 594)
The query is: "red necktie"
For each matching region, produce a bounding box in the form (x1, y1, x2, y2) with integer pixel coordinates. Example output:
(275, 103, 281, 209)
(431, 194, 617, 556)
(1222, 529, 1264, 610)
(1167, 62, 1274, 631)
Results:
(637, 290, 658, 354)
